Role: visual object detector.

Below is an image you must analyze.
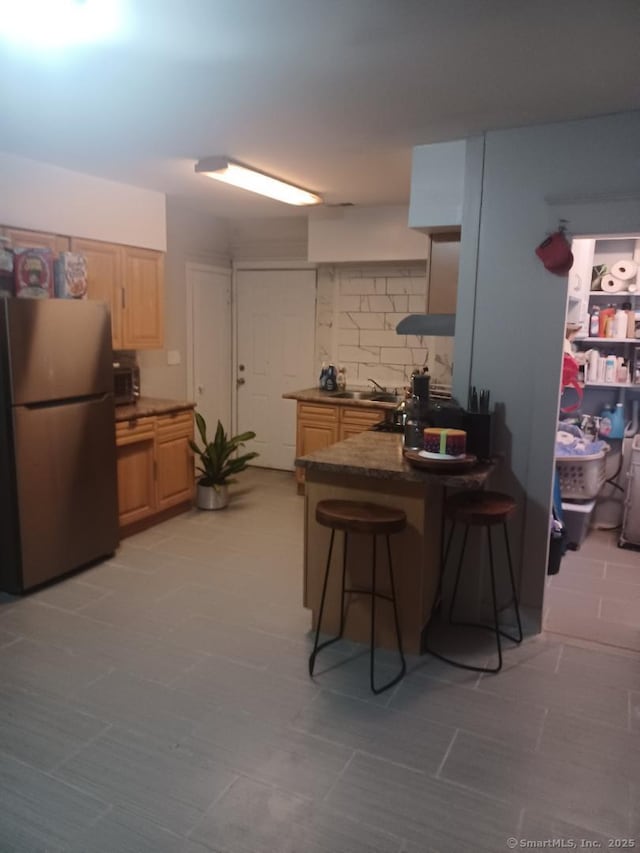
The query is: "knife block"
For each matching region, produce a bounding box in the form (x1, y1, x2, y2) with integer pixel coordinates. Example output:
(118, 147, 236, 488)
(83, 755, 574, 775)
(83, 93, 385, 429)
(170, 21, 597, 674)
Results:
(464, 412, 493, 461)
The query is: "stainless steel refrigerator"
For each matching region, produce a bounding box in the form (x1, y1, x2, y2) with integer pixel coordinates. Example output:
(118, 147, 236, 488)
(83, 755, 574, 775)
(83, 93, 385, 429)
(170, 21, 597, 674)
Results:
(0, 299, 119, 593)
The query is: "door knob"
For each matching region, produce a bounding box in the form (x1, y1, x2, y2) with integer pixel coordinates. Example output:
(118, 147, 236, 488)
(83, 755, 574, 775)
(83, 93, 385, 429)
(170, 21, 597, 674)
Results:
(237, 378, 246, 386)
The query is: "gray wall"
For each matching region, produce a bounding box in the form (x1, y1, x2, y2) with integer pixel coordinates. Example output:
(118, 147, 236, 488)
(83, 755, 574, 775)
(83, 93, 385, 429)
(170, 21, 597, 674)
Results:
(454, 110, 640, 623)
(138, 198, 231, 398)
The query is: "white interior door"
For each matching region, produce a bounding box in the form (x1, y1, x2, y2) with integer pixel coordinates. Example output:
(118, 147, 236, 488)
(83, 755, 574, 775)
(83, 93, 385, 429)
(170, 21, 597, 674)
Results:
(236, 268, 317, 470)
(188, 263, 232, 438)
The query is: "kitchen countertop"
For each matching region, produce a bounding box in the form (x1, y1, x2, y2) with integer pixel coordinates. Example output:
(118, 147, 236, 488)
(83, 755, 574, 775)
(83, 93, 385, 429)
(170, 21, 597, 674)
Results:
(114, 397, 195, 422)
(283, 387, 399, 410)
(297, 431, 493, 487)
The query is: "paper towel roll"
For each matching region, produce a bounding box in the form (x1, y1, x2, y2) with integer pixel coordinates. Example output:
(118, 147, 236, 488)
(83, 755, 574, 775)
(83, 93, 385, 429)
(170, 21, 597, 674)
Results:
(611, 259, 638, 281)
(601, 274, 625, 293)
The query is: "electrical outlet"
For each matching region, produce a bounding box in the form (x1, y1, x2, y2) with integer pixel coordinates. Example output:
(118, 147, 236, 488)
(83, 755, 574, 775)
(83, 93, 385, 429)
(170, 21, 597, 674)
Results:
(167, 350, 181, 366)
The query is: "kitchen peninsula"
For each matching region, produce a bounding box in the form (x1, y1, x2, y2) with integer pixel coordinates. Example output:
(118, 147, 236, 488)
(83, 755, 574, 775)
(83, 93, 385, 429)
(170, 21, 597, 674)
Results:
(297, 431, 492, 654)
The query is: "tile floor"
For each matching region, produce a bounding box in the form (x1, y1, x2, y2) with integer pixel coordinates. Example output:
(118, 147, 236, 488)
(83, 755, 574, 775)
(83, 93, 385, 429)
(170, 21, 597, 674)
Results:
(544, 528, 640, 652)
(0, 468, 638, 851)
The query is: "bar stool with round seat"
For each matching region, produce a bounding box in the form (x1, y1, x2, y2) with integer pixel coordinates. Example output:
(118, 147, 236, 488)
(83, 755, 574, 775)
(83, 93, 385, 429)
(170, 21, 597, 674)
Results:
(428, 490, 523, 673)
(309, 499, 407, 694)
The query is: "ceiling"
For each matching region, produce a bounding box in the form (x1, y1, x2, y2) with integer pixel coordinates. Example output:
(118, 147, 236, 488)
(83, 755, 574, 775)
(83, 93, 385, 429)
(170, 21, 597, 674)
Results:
(1, 0, 638, 220)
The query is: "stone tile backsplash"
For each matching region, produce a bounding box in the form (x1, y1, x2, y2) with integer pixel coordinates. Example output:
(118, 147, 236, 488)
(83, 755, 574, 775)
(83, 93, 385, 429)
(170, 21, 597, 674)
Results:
(315, 263, 454, 391)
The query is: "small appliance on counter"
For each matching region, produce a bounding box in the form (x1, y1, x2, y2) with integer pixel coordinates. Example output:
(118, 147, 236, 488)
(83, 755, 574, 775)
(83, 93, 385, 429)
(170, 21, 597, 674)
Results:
(113, 356, 140, 406)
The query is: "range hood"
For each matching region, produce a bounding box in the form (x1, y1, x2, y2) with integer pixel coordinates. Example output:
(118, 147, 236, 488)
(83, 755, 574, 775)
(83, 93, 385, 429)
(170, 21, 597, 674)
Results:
(395, 313, 455, 336)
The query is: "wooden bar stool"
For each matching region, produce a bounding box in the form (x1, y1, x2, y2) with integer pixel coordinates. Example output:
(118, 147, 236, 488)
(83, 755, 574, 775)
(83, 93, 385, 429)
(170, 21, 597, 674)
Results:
(309, 499, 407, 695)
(428, 490, 523, 674)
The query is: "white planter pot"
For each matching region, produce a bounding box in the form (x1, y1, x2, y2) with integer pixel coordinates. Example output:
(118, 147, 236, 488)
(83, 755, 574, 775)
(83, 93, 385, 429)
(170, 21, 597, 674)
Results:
(197, 483, 229, 510)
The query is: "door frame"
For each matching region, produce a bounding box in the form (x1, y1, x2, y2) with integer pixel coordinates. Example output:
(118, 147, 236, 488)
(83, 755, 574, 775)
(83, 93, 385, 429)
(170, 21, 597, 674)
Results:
(231, 260, 317, 434)
(185, 261, 233, 420)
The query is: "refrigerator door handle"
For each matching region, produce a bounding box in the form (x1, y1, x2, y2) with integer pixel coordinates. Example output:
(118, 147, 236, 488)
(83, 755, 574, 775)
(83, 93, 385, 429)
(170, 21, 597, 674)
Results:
(22, 392, 112, 410)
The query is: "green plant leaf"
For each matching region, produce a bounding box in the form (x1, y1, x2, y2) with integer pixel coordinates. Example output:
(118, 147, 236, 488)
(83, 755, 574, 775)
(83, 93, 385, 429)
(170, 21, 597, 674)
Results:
(195, 411, 207, 446)
(191, 412, 259, 486)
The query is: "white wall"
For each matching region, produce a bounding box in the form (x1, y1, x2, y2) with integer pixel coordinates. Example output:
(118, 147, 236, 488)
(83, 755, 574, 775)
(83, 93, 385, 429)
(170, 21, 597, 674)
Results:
(315, 262, 453, 390)
(453, 110, 640, 622)
(229, 216, 308, 261)
(137, 199, 230, 398)
(409, 140, 466, 231)
(308, 206, 428, 262)
(0, 151, 166, 251)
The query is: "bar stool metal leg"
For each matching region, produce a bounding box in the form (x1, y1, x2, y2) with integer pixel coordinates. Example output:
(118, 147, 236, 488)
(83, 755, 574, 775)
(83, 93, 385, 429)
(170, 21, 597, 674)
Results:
(504, 522, 523, 643)
(309, 528, 347, 676)
(485, 525, 503, 673)
(448, 523, 468, 625)
(370, 534, 407, 695)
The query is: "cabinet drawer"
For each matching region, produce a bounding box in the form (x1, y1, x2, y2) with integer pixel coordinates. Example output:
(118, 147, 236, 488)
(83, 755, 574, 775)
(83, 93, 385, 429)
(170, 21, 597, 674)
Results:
(115, 417, 156, 445)
(156, 410, 194, 438)
(340, 406, 386, 426)
(298, 402, 339, 423)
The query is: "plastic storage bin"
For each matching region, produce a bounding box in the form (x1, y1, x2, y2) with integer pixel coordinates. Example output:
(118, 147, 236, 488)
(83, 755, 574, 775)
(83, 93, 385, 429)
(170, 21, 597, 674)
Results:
(555, 448, 609, 500)
(561, 499, 596, 549)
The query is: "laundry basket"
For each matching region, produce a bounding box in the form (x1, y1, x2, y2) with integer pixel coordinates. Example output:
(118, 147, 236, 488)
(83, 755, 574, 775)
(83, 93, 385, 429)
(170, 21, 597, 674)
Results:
(555, 447, 609, 500)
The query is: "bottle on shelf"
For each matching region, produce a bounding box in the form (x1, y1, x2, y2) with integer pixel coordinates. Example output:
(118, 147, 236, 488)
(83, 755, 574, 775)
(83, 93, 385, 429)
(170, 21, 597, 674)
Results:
(604, 354, 617, 383)
(589, 305, 600, 337)
(614, 309, 628, 339)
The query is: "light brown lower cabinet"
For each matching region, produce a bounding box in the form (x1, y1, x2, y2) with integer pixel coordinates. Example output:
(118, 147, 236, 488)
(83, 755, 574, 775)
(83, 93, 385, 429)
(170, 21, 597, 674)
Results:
(295, 402, 385, 487)
(115, 409, 194, 533)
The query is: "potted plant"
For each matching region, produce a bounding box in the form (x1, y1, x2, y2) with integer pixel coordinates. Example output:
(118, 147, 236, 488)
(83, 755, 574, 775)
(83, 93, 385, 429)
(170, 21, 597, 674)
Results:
(190, 412, 259, 510)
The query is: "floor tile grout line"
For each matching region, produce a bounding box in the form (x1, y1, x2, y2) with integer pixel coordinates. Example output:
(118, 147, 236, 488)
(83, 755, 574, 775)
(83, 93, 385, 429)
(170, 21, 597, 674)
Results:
(533, 707, 549, 753)
(185, 773, 242, 841)
(434, 728, 459, 779)
(554, 643, 564, 674)
(321, 749, 357, 802)
(48, 722, 114, 777)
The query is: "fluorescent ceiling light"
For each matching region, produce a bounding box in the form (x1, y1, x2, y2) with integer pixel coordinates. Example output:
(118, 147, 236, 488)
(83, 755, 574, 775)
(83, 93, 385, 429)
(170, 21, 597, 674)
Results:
(195, 157, 322, 206)
(0, 0, 122, 47)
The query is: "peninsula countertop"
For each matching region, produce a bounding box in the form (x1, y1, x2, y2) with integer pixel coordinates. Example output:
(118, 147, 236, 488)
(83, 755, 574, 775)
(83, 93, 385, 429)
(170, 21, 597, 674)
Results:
(282, 387, 399, 411)
(297, 431, 493, 488)
(114, 397, 195, 422)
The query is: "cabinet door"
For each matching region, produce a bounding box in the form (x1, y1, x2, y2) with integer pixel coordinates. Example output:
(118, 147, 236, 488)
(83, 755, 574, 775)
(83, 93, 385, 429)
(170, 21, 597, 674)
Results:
(71, 238, 123, 349)
(115, 419, 156, 526)
(427, 231, 460, 314)
(297, 404, 339, 453)
(338, 406, 385, 441)
(156, 412, 195, 510)
(2, 227, 69, 254)
(296, 402, 339, 486)
(122, 247, 164, 349)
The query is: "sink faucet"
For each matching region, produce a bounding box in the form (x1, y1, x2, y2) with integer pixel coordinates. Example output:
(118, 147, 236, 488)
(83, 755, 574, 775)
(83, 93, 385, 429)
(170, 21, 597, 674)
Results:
(367, 378, 388, 393)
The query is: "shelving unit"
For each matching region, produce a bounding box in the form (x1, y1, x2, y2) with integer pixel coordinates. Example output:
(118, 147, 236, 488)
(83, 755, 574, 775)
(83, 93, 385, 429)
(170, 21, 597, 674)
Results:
(584, 381, 640, 389)
(567, 236, 640, 393)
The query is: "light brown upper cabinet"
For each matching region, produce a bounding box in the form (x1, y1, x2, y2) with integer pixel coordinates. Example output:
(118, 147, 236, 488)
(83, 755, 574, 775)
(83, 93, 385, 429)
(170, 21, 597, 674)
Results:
(70, 238, 124, 349)
(2, 227, 69, 254)
(121, 246, 164, 350)
(70, 238, 164, 350)
(426, 230, 460, 315)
